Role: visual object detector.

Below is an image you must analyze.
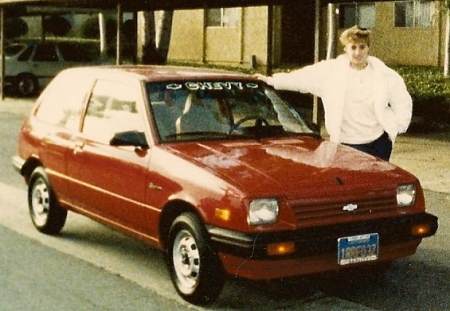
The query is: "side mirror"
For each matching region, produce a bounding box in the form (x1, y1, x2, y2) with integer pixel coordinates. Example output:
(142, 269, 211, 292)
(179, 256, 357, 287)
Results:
(110, 131, 149, 148)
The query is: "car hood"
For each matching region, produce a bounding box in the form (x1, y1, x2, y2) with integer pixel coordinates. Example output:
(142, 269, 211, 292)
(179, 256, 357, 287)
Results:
(166, 137, 413, 198)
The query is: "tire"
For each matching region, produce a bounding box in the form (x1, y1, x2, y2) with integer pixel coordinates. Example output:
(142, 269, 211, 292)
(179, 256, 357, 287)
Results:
(28, 167, 67, 235)
(14, 73, 39, 97)
(167, 213, 225, 305)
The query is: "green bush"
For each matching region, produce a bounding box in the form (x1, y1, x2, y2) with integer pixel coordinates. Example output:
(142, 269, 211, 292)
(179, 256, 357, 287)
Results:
(394, 66, 450, 132)
(394, 66, 450, 103)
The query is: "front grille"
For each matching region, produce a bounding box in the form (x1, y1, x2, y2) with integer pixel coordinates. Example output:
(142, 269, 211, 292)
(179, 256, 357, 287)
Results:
(290, 191, 397, 225)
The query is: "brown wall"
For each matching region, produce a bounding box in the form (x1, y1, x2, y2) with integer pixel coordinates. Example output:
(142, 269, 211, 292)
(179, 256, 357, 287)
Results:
(168, 9, 205, 63)
(168, 2, 444, 68)
(368, 2, 442, 66)
(168, 6, 276, 68)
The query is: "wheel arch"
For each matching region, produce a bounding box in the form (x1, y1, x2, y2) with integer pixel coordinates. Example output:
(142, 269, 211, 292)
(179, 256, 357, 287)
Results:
(159, 200, 205, 251)
(21, 157, 43, 184)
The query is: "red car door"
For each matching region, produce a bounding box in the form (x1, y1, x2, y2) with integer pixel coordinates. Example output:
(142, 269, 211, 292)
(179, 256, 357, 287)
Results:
(66, 79, 152, 234)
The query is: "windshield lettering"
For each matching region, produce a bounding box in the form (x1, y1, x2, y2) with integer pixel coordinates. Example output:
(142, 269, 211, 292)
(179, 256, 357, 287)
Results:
(165, 82, 259, 91)
(184, 82, 245, 90)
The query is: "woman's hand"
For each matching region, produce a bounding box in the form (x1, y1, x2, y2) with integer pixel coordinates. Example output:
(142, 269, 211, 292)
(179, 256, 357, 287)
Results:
(253, 73, 268, 83)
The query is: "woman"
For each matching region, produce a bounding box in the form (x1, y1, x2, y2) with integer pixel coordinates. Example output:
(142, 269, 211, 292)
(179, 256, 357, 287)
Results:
(256, 25, 412, 161)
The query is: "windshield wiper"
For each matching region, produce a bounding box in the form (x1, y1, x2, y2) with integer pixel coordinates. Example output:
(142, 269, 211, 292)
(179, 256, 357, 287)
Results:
(163, 129, 320, 142)
(164, 131, 231, 140)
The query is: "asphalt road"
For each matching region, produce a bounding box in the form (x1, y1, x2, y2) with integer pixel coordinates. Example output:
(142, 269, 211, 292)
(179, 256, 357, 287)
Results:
(0, 225, 183, 311)
(0, 98, 448, 311)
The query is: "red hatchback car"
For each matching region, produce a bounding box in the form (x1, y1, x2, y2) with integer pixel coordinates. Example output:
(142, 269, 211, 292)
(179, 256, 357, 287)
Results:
(13, 66, 438, 304)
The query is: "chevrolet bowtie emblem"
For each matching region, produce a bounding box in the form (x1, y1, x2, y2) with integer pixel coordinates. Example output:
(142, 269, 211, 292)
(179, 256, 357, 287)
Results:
(343, 204, 358, 212)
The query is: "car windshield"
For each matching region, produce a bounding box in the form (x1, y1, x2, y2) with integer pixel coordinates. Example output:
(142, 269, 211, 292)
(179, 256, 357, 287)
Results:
(146, 80, 315, 142)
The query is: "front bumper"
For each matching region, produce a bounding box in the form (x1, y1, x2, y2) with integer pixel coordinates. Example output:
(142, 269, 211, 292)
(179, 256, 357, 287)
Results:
(208, 212, 438, 279)
(12, 155, 25, 175)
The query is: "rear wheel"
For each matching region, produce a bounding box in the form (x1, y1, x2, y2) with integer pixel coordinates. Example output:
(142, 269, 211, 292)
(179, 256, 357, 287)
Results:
(167, 212, 225, 305)
(28, 167, 67, 234)
(14, 73, 39, 97)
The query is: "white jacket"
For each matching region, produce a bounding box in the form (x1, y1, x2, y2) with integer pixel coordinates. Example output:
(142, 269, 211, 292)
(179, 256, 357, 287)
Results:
(267, 55, 412, 143)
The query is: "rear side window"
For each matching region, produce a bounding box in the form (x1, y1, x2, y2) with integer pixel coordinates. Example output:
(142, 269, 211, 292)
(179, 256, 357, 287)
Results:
(34, 71, 94, 130)
(5, 44, 26, 57)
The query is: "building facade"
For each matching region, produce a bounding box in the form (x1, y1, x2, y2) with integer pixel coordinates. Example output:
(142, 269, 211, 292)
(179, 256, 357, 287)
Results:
(167, 1, 445, 68)
(168, 6, 279, 68)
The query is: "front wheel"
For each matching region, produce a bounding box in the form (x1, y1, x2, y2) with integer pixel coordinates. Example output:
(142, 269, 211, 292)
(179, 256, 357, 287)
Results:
(167, 213, 225, 305)
(28, 167, 67, 234)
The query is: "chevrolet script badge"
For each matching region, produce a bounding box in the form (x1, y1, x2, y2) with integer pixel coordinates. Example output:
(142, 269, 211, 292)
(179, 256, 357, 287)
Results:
(343, 203, 358, 212)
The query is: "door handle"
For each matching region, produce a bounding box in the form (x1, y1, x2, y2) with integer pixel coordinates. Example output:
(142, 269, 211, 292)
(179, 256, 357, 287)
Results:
(71, 141, 85, 154)
(149, 183, 162, 191)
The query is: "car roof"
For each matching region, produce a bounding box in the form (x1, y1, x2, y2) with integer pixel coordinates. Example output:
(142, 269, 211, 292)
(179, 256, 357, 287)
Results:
(60, 65, 255, 83)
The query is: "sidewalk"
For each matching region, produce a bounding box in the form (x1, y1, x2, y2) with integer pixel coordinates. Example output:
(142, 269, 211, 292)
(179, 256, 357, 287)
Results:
(391, 132, 450, 194)
(0, 96, 34, 115)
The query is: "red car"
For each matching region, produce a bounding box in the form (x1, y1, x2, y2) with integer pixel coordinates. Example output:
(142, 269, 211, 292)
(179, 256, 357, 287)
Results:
(13, 66, 438, 305)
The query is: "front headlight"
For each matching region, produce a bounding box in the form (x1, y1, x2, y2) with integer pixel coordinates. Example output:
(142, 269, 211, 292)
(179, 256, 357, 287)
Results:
(248, 198, 279, 225)
(397, 184, 416, 207)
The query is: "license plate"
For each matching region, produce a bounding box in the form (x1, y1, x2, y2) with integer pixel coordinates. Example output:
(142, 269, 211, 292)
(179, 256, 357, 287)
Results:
(338, 233, 379, 265)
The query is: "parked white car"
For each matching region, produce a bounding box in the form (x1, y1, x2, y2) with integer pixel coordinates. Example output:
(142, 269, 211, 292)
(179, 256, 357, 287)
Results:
(4, 41, 102, 97)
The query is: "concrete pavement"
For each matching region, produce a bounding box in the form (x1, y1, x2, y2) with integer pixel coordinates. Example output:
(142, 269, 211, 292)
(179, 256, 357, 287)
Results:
(391, 132, 450, 194)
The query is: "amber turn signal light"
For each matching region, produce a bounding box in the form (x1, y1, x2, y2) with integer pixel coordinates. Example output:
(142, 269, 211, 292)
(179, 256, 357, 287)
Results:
(215, 208, 231, 221)
(411, 224, 431, 237)
(267, 242, 295, 256)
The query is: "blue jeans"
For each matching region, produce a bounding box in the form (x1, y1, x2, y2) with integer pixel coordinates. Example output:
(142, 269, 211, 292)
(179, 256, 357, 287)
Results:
(343, 132, 393, 161)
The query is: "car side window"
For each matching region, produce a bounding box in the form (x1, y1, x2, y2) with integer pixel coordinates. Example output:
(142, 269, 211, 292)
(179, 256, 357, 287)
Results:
(33, 43, 59, 62)
(58, 42, 95, 62)
(34, 71, 93, 130)
(83, 80, 145, 143)
(17, 45, 34, 62)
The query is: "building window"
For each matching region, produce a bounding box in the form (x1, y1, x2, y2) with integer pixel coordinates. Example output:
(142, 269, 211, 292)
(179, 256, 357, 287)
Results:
(394, 1, 436, 28)
(206, 8, 239, 28)
(338, 3, 376, 29)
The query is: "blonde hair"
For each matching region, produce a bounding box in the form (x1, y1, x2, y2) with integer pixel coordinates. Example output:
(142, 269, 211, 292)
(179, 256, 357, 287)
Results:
(339, 25, 371, 46)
